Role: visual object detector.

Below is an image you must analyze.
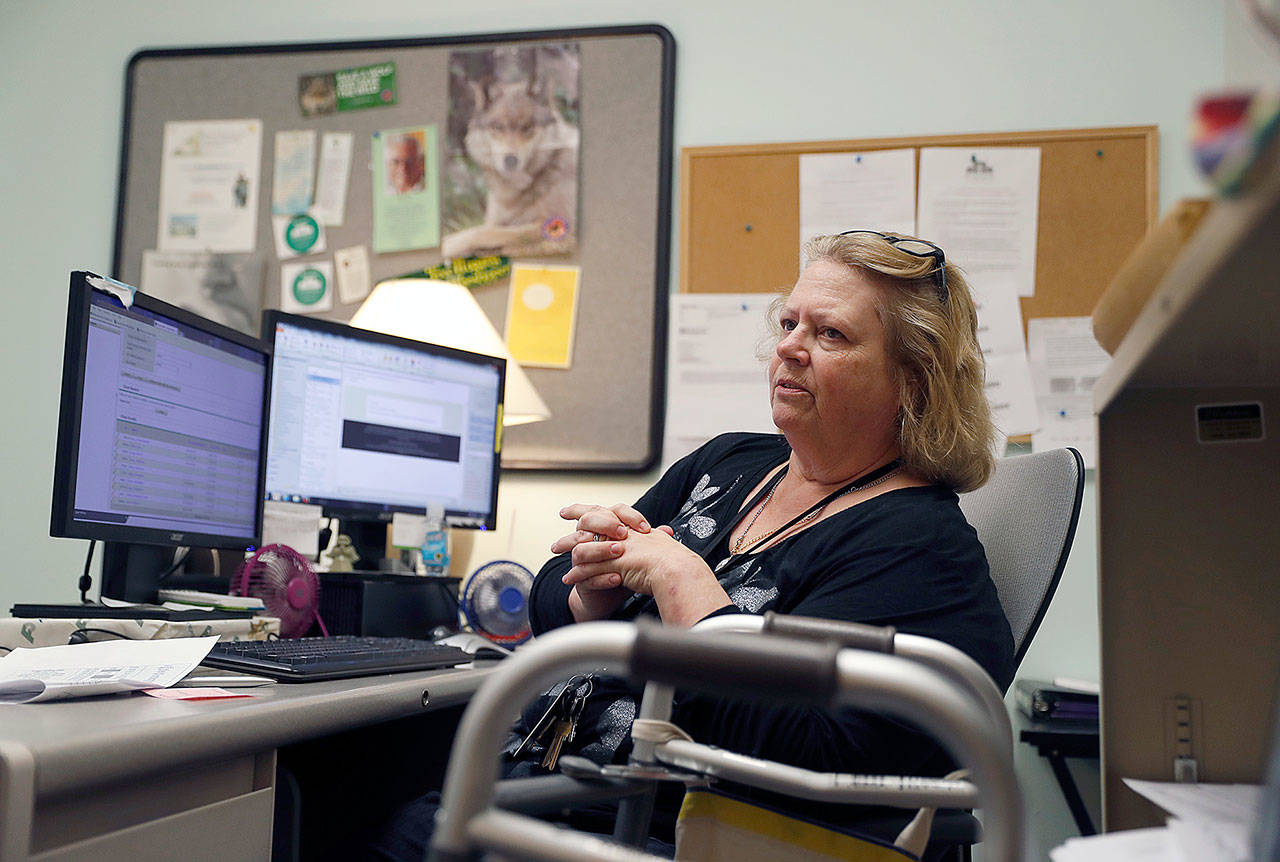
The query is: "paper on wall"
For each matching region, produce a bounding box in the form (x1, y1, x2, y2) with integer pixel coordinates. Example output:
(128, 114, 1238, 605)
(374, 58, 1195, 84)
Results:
(372, 126, 441, 253)
(1027, 317, 1111, 468)
(334, 245, 372, 304)
(799, 149, 916, 255)
(272, 129, 317, 216)
(311, 132, 354, 225)
(918, 146, 1041, 297)
(983, 352, 1040, 439)
(157, 119, 262, 253)
(505, 264, 580, 368)
(140, 249, 261, 337)
(262, 500, 323, 558)
(664, 293, 777, 469)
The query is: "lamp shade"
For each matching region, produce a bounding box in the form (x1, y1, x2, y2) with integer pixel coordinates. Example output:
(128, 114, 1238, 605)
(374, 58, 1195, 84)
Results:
(350, 279, 551, 426)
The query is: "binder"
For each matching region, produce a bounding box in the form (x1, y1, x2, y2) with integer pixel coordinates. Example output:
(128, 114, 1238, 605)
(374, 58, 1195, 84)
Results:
(1015, 678, 1099, 722)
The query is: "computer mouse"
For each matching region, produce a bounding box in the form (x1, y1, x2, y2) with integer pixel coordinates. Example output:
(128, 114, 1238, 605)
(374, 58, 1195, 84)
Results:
(435, 632, 512, 660)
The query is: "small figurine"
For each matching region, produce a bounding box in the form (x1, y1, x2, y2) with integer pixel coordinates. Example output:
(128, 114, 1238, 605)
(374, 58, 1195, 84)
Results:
(325, 534, 360, 573)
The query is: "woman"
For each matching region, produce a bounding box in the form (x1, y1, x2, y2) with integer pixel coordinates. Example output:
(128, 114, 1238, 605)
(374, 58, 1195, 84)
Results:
(371, 231, 1014, 858)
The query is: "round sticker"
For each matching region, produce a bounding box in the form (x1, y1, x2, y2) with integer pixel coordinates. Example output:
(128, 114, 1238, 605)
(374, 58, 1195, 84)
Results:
(521, 282, 555, 311)
(285, 214, 320, 253)
(292, 268, 327, 306)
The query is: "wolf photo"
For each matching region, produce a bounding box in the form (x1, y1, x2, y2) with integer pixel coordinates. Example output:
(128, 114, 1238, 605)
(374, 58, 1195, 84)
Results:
(441, 43, 580, 260)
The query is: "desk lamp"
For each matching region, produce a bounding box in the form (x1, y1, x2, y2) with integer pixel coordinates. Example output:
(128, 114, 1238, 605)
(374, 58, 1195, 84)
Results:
(350, 278, 551, 427)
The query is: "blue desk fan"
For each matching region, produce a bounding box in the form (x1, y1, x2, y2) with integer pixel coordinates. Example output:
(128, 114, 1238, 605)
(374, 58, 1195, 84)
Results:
(459, 560, 533, 646)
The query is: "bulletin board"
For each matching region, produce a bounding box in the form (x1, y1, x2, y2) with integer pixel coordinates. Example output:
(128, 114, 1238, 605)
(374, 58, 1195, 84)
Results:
(111, 25, 675, 471)
(680, 126, 1159, 327)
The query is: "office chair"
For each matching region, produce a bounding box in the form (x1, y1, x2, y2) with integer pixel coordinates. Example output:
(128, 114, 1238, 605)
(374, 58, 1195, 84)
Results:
(909, 446, 1085, 859)
(958, 446, 1086, 666)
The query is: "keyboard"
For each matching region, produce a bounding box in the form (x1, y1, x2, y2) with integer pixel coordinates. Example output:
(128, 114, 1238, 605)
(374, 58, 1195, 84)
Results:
(202, 636, 472, 682)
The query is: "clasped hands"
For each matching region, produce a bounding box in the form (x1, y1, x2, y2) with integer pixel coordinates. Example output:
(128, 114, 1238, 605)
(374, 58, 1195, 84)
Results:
(553, 503, 726, 626)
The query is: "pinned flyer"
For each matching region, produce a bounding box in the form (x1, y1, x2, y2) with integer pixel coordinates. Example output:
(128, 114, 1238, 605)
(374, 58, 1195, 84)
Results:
(272, 130, 317, 216)
(505, 263, 580, 368)
(272, 213, 327, 259)
(281, 260, 334, 314)
(334, 245, 372, 304)
(311, 132, 354, 225)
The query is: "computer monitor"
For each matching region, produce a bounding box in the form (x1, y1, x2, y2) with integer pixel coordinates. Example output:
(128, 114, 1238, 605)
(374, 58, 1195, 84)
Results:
(260, 311, 505, 567)
(49, 271, 270, 603)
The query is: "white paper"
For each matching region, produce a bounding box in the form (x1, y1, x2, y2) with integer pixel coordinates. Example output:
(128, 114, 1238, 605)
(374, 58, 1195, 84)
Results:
(918, 146, 1041, 297)
(983, 351, 1040, 438)
(1122, 779, 1261, 826)
(311, 132, 354, 225)
(1123, 780, 1262, 862)
(158, 119, 262, 253)
(272, 213, 328, 259)
(0, 636, 219, 703)
(334, 245, 372, 304)
(664, 294, 777, 469)
(1050, 827, 1176, 862)
(262, 500, 323, 557)
(280, 260, 335, 314)
(970, 273, 1026, 358)
(799, 149, 916, 253)
(139, 249, 261, 336)
(391, 512, 429, 549)
(1028, 317, 1110, 468)
(272, 129, 317, 216)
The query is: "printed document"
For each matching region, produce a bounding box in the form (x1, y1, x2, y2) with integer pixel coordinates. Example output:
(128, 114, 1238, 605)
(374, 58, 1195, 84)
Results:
(1028, 317, 1110, 468)
(0, 636, 219, 703)
(918, 146, 1041, 297)
(157, 119, 262, 253)
(664, 293, 776, 469)
(799, 149, 916, 255)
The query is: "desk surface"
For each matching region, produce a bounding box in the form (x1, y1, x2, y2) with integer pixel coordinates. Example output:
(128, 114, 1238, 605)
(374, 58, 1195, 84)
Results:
(0, 663, 492, 800)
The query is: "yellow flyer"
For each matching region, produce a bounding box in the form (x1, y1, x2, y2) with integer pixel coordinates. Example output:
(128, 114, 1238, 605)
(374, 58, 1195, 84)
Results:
(505, 264, 580, 368)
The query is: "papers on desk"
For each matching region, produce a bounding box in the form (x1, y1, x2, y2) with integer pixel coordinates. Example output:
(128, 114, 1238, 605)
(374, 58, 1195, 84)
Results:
(0, 636, 219, 703)
(1051, 780, 1262, 862)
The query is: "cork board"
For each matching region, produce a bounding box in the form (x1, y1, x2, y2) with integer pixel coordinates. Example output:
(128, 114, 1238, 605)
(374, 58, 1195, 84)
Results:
(681, 127, 1159, 327)
(112, 25, 675, 471)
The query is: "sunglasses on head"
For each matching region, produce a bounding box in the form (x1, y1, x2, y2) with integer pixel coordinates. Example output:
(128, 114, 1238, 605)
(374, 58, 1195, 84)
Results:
(838, 230, 948, 301)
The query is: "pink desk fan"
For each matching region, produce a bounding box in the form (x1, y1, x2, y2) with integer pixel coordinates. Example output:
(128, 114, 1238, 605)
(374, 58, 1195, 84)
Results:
(233, 544, 328, 638)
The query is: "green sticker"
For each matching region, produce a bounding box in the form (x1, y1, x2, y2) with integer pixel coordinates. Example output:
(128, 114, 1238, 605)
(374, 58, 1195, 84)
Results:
(335, 62, 397, 112)
(285, 214, 320, 253)
(292, 268, 328, 306)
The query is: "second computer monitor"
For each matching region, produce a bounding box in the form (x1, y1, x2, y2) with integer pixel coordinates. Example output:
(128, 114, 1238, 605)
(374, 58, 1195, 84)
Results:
(262, 311, 505, 533)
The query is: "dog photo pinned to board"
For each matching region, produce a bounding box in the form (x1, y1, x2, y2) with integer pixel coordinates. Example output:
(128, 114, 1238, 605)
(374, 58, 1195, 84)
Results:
(442, 43, 580, 260)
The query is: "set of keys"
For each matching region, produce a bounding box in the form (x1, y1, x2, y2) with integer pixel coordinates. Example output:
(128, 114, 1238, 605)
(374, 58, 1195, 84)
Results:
(512, 674, 595, 771)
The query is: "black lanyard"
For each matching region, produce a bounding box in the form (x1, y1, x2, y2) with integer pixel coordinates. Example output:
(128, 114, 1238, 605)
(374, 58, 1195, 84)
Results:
(713, 457, 903, 571)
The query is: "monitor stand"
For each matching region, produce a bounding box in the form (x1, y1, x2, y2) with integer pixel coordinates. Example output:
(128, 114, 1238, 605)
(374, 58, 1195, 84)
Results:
(9, 542, 253, 621)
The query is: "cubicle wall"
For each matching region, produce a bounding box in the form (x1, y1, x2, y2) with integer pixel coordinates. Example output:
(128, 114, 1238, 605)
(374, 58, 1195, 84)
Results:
(112, 25, 675, 471)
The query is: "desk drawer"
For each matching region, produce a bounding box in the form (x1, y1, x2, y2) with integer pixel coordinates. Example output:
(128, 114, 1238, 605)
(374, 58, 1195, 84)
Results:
(31, 785, 274, 862)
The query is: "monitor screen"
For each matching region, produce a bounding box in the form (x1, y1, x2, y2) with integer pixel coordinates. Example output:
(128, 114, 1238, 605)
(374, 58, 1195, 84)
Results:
(50, 272, 269, 550)
(261, 311, 505, 531)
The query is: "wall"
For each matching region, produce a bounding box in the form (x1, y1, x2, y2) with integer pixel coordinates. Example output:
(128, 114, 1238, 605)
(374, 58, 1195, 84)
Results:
(0, 1, 1226, 858)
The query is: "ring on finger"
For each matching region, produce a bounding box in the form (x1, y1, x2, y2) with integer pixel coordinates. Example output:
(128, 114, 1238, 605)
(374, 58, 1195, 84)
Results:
(592, 533, 605, 542)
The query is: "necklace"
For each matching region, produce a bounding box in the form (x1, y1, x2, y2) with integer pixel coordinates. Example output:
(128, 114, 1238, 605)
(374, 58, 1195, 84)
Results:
(729, 459, 903, 556)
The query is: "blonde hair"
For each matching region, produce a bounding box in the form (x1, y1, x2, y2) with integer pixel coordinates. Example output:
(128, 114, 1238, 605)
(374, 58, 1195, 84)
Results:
(764, 232, 997, 492)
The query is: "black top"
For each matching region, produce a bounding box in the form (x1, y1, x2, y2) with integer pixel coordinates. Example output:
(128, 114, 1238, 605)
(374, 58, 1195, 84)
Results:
(522, 432, 1015, 834)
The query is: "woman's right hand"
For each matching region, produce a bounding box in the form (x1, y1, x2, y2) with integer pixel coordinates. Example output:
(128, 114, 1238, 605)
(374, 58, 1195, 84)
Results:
(552, 503, 651, 622)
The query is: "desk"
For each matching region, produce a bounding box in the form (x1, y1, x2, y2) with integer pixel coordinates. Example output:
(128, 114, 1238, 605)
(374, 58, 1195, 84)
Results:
(1016, 713, 1100, 836)
(0, 664, 491, 861)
